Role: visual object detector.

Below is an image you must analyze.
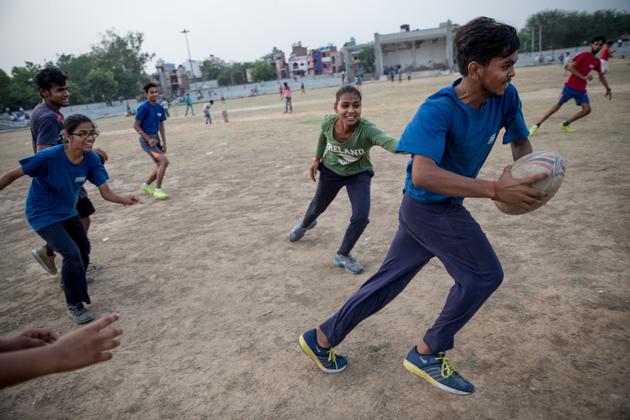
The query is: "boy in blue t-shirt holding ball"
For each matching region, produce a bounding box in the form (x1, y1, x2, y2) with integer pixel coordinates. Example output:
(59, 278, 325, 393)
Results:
(299, 17, 548, 395)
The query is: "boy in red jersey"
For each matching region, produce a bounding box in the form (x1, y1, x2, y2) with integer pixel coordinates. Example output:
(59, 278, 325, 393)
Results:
(529, 36, 612, 135)
(600, 41, 613, 74)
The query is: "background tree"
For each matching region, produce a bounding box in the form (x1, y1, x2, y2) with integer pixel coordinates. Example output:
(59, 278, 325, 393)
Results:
(217, 63, 250, 86)
(90, 30, 154, 98)
(250, 60, 276, 82)
(7, 63, 42, 110)
(519, 9, 630, 51)
(0, 69, 11, 110)
(86, 69, 119, 103)
(200, 58, 224, 80)
(357, 47, 375, 73)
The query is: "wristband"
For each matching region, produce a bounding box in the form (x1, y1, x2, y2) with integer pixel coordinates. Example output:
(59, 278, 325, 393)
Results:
(491, 181, 498, 200)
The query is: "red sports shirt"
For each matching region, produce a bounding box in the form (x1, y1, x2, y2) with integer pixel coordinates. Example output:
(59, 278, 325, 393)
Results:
(565, 51, 601, 92)
(600, 47, 611, 61)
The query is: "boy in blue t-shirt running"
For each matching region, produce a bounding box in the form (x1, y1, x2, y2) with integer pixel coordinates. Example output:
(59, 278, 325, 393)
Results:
(134, 82, 170, 200)
(299, 17, 548, 395)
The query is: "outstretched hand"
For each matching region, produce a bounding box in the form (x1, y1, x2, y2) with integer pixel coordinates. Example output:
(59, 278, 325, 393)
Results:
(0, 328, 58, 352)
(121, 195, 141, 206)
(494, 166, 548, 211)
(49, 313, 122, 373)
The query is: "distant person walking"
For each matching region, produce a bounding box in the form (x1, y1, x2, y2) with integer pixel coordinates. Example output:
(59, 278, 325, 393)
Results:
(600, 40, 613, 74)
(161, 98, 170, 118)
(184, 93, 194, 116)
(529, 36, 612, 135)
(282, 82, 293, 113)
(301, 82, 306, 94)
(203, 100, 214, 125)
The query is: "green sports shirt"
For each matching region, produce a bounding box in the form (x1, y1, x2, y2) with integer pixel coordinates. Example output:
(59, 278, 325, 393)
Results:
(315, 114, 398, 176)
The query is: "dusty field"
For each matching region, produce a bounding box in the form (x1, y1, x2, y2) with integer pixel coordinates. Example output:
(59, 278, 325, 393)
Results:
(1, 61, 629, 419)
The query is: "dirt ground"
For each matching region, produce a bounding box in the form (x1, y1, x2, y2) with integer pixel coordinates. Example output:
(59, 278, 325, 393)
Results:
(1, 61, 629, 420)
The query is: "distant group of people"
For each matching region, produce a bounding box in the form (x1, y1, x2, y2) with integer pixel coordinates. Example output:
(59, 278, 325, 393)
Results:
(2, 107, 30, 122)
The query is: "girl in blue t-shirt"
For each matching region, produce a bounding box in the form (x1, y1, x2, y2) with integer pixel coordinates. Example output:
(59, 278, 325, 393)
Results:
(0, 114, 140, 324)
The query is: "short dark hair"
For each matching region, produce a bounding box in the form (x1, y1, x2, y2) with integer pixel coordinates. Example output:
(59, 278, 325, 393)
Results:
(335, 85, 362, 104)
(143, 82, 158, 93)
(591, 36, 606, 44)
(64, 114, 95, 133)
(606, 40, 614, 46)
(34, 67, 68, 91)
(455, 17, 520, 76)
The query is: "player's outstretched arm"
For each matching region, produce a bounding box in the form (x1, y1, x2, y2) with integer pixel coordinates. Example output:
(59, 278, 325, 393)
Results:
(598, 72, 612, 100)
(0, 328, 58, 352)
(0, 314, 122, 389)
(0, 167, 25, 191)
(98, 182, 140, 206)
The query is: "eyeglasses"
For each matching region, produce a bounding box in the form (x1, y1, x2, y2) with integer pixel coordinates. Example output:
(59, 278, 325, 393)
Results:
(70, 131, 99, 139)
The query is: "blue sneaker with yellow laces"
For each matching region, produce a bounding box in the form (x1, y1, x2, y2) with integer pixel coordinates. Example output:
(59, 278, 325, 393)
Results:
(299, 329, 347, 373)
(403, 347, 475, 395)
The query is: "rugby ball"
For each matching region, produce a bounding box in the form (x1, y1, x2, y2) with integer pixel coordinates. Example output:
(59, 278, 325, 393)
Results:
(495, 151, 565, 215)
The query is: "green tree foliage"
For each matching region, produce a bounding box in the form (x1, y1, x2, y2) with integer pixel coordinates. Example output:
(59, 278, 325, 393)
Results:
(86, 68, 119, 103)
(0, 69, 12, 110)
(217, 63, 249, 86)
(357, 47, 375, 73)
(0, 30, 154, 109)
(200, 58, 224, 80)
(250, 60, 276, 82)
(6, 62, 42, 110)
(519, 9, 630, 51)
(90, 30, 154, 98)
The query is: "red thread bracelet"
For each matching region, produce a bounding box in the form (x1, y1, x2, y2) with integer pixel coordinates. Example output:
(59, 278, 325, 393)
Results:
(492, 181, 498, 200)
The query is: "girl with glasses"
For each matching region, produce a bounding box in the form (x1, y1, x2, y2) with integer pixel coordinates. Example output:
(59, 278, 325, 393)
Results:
(0, 114, 140, 324)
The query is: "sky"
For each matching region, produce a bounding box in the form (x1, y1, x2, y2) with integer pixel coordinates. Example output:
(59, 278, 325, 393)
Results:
(1, 0, 628, 73)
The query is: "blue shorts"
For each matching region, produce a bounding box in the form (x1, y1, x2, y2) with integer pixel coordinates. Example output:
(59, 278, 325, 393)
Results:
(139, 134, 164, 163)
(558, 85, 589, 106)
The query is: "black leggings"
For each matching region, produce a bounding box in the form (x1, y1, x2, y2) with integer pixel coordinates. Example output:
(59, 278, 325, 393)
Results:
(302, 164, 372, 256)
(36, 216, 91, 306)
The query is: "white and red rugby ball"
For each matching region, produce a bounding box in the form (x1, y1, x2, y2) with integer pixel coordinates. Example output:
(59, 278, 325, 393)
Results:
(495, 151, 566, 215)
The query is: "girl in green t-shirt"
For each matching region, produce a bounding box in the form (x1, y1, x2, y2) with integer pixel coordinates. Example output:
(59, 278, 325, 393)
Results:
(288, 85, 398, 274)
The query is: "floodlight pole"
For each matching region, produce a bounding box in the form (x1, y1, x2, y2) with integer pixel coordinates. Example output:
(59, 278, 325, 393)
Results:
(181, 29, 193, 77)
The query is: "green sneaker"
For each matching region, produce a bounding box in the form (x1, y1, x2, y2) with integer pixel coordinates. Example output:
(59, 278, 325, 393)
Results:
(153, 188, 168, 200)
(560, 123, 576, 133)
(141, 183, 155, 194)
(528, 124, 539, 136)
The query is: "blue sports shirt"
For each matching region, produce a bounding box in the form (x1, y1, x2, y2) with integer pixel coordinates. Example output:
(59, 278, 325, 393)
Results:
(396, 79, 529, 204)
(135, 101, 166, 135)
(19, 145, 109, 231)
